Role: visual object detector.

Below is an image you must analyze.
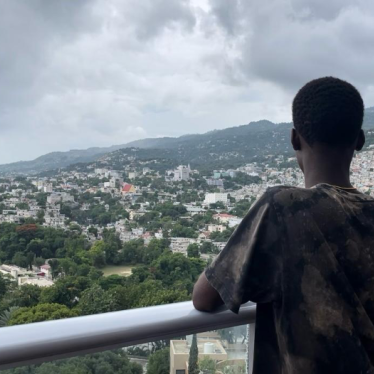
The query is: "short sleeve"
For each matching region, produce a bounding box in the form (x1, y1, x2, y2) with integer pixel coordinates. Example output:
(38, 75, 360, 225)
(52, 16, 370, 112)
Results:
(205, 190, 283, 313)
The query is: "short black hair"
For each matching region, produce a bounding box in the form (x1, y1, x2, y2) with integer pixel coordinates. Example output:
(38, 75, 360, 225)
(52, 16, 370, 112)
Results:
(292, 77, 364, 146)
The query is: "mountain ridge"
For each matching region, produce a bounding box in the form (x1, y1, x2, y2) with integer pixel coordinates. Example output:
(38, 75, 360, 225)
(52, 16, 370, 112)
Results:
(1, 109, 374, 175)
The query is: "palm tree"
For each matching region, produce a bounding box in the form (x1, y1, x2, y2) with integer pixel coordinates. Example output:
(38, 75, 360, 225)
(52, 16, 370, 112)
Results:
(0, 306, 19, 327)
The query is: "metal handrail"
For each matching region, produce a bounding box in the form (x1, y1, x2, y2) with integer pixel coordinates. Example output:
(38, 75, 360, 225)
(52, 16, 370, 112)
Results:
(0, 301, 256, 370)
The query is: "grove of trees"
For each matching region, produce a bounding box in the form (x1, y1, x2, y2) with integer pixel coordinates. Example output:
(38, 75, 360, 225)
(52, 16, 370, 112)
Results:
(0, 221, 207, 374)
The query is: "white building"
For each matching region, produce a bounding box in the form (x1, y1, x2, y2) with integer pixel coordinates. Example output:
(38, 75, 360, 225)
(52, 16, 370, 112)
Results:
(38, 264, 51, 277)
(18, 277, 54, 287)
(207, 224, 226, 233)
(204, 193, 228, 205)
(0, 264, 27, 278)
(47, 193, 74, 205)
(155, 230, 163, 239)
(44, 214, 66, 228)
(128, 172, 137, 180)
(107, 170, 122, 179)
(213, 213, 236, 224)
(174, 165, 191, 181)
(95, 168, 109, 176)
(206, 178, 224, 187)
(170, 237, 197, 254)
(184, 205, 206, 215)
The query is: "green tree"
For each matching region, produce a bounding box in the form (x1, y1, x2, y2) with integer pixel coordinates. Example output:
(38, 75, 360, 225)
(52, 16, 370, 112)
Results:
(147, 348, 170, 374)
(40, 276, 90, 308)
(170, 224, 197, 238)
(88, 241, 106, 268)
(8, 303, 78, 325)
(114, 279, 189, 310)
(150, 252, 204, 291)
(12, 252, 28, 268)
(189, 334, 199, 374)
(210, 227, 235, 242)
(222, 363, 246, 374)
(200, 241, 218, 254)
(34, 257, 45, 267)
(1, 350, 143, 374)
(199, 356, 216, 374)
(231, 199, 254, 218)
(58, 258, 78, 276)
(36, 210, 45, 224)
(102, 229, 122, 264)
(48, 259, 60, 279)
(10, 284, 41, 308)
(187, 243, 200, 258)
(122, 239, 145, 264)
(218, 328, 235, 344)
(143, 239, 171, 264)
(88, 226, 98, 237)
(77, 284, 119, 315)
(209, 201, 225, 210)
(0, 306, 19, 327)
(16, 202, 29, 210)
(0, 273, 14, 300)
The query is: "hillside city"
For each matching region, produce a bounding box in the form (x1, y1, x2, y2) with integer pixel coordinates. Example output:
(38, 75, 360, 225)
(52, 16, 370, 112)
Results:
(1, 144, 374, 374)
(2, 144, 374, 284)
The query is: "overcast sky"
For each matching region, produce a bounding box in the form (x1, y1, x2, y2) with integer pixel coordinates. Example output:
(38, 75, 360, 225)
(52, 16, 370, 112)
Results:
(1, 0, 374, 163)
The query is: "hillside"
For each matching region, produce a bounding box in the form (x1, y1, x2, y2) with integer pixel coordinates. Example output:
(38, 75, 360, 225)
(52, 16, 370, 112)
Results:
(0, 145, 128, 175)
(2, 107, 374, 175)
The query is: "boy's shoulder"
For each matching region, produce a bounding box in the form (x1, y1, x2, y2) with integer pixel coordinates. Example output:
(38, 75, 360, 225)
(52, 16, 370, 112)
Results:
(263, 185, 319, 203)
(260, 185, 335, 214)
(262, 184, 374, 212)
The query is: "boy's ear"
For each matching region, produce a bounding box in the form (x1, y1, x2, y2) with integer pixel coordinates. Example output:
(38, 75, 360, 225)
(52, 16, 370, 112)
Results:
(355, 129, 365, 151)
(291, 128, 301, 151)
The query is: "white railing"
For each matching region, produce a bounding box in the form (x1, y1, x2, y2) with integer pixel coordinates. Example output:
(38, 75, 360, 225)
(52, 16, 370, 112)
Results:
(0, 301, 256, 371)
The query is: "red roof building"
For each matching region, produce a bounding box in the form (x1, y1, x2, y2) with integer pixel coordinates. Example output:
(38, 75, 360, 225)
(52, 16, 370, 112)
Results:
(122, 183, 136, 194)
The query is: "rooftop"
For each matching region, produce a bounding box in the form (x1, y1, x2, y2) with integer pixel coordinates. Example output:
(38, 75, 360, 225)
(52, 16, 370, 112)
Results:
(171, 338, 226, 355)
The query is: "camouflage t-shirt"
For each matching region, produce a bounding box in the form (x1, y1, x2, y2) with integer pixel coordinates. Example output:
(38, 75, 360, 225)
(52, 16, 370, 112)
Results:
(205, 183, 374, 374)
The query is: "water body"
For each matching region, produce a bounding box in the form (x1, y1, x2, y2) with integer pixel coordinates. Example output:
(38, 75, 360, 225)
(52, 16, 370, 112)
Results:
(102, 265, 133, 277)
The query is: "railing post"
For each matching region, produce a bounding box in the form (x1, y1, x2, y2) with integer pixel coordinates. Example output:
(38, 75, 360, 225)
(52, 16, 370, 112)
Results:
(247, 323, 255, 374)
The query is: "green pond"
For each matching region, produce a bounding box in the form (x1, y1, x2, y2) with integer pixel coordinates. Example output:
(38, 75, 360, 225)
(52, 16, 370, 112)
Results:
(102, 265, 133, 277)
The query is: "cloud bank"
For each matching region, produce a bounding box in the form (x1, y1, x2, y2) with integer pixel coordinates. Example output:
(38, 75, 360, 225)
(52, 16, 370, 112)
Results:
(1, 0, 374, 163)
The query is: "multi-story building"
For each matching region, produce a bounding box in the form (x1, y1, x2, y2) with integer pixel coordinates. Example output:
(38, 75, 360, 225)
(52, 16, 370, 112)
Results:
(174, 165, 191, 181)
(47, 193, 74, 205)
(44, 214, 66, 228)
(206, 178, 224, 187)
(170, 338, 227, 374)
(170, 237, 198, 254)
(204, 193, 228, 205)
(207, 224, 226, 233)
(166, 165, 191, 182)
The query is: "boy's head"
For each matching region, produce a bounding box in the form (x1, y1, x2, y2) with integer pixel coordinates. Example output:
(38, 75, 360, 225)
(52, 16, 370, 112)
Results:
(291, 77, 365, 173)
(292, 77, 364, 147)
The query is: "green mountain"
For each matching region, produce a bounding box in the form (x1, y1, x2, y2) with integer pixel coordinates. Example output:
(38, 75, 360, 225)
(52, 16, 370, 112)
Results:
(2, 108, 374, 175)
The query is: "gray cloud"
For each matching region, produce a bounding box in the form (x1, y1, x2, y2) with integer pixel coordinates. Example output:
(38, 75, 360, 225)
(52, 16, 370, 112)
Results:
(0, 1, 94, 108)
(209, 0, 374, 92)
(120, 0, 196, 39)
(1, 0, 374, 163)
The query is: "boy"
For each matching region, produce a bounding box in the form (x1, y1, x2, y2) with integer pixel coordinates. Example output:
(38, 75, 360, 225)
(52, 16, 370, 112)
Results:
(193, 77, 374, 373)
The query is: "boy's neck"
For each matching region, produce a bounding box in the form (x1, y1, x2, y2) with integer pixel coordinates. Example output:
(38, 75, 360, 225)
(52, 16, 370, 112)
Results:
(301, 146, 354, 189)
(303, 163, 352, 189)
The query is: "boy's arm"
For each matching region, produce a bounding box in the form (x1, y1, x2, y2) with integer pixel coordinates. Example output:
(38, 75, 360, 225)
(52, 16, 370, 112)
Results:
(192, 272, 224, 312)
(192, 190, 282, 314)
